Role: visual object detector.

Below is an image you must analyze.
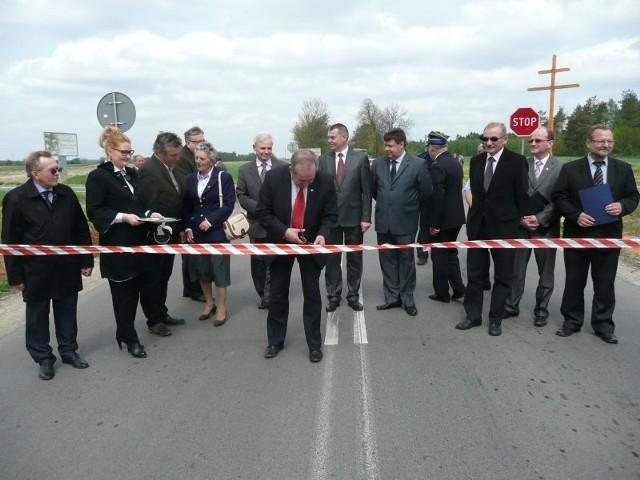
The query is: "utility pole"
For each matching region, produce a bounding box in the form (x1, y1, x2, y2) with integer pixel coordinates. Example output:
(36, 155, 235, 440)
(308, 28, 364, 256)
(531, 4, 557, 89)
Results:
(527, 54, 579, 131)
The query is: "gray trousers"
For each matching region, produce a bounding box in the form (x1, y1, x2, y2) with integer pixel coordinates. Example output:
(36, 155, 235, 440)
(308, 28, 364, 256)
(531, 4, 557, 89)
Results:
(505, 227, 557, 320)
(377, 231, 417, 307)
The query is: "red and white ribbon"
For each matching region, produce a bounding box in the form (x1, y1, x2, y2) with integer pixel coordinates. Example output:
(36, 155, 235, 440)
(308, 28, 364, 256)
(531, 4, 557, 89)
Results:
(1, 238, 639, 256)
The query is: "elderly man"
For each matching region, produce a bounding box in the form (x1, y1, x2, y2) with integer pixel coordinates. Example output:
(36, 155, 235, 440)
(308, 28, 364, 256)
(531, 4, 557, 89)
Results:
(256, 150, 337, 363)
(236, 133, 285, 309)
(457, 122, 528, 336)
(504, 127, 562, 327)
(553, 124, 638, 344)
(2, 151, 94, 380)
(318, 123, 372, 312)
(372, 128, 432, 316)
(425, 131, 466, 303)
(137, 131, 186, 336)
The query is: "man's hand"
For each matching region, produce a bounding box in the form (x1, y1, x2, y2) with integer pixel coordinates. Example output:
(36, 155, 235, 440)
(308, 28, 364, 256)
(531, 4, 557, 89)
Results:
(577, 212, 596, 228)
(429, 227, 440, 236)
(123, 213, 143, 226)
(605, 202, 623, 217)
(360, 222, 371, 233)
(313, 235, 326, 246)
(284, 228, 306, 244)
(81, 268, 93, 277)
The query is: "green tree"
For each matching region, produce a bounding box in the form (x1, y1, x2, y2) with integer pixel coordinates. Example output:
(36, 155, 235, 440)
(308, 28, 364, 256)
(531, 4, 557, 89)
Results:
(352, 98, 414, 157)
(292, 98, 330, 151)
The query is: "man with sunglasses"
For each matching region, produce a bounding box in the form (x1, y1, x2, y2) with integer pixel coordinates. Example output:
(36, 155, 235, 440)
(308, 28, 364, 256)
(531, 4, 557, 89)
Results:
(503, 127, 562, 327)
(456, 122, 528, 336)
(552, 124, 638, 344)
(2, 151, 94, 380)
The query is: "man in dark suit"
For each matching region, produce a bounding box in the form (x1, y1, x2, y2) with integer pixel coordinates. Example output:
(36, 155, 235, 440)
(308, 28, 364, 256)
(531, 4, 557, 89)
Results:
(256, 150, 337, 363)
(372, 128, 432, 316)
(2, 151, 93, 380)
(318, 123, 372, 312)
(552, 124, 639, 344)
(175, 126, 205, 302)
(457, 122, 528, 336)
(137, 131, 186, 336)
(424, 131, 466, 303)
(504, 127, 562, 327)
(236, 133, 285, 309)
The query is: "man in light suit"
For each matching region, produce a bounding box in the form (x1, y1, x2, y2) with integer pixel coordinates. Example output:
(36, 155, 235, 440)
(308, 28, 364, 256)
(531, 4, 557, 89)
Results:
(372, 128, 432, 316)
(552, 124, 638, 344)
(425, 131, 466, 303)
(457, 122, 528, 336)
(137, 131, 186, 337)
(236, 133, 285, 309)
(504, 127, 562, 327)
(318, 123, 372, 312)
(256, 150, 337, 363)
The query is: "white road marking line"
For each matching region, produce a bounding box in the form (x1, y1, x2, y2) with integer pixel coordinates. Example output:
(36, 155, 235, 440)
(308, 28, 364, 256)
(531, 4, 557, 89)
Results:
(358, 343, 379, 479)
(353, 310, 368, 344)
(309, 346, 335, 480)
(324, 312, 339, 345)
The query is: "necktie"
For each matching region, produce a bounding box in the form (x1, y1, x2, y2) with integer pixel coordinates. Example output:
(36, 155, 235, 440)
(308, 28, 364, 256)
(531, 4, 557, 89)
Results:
(260, 163, 267, 182)
(291, 188, 305, 229)
(168, 168, 180, 192)
(336, 153, 344, 185)
(483, 156, 495, 191)
(593, 161, 604, 186)
(534, 160, 543, 180)
(41, 190, 53, 205)
(390, 160, 397, 181)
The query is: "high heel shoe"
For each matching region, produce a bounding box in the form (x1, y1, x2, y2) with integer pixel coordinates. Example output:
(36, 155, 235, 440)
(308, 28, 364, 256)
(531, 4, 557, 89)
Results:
(117, 339, 147, 358)
(213, 311, 228, 327)
(199, 304, 217, 321)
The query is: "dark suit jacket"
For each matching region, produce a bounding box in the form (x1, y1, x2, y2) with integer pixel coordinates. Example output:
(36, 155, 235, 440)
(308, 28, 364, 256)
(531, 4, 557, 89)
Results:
(372, 153, 432, 236)
(524, 155, 562, 235)
(466, 148, 528, 240)
(236, 157, 286, 238)
(184, 168, 236, 243)
(318, 149, 372, 227)
(86, 161, 154, 281)
(255, 165, 337, 266)
(428, 150, 465, 230)
(552, 156, 639, 239)
(174, 146, 197, 192)
(2, 180, 93, 302)
(137, 155, 185, 241)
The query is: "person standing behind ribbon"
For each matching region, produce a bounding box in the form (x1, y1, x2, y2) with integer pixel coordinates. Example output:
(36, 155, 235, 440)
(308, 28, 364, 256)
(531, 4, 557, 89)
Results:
(552, 124, 639, 344)
(2, 151, 94, 380)
(184, 141, 235, 327)
(456, 122, 528, 337)
(86, 126, 164, 359)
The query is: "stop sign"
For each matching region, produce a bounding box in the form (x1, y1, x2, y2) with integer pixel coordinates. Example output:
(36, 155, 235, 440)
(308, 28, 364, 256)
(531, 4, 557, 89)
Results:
(510, 107, 540, 136)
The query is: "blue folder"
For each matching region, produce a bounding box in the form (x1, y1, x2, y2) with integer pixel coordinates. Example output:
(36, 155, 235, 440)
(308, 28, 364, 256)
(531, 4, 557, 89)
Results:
(578, 184, 618, 226)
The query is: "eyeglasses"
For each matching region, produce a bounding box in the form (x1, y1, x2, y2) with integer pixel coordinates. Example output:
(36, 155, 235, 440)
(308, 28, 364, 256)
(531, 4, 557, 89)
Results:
(111, 148, 135, 156)
(589, 139, 615, 146)
(528, 138, 550, 144)
(479, 135, 506, 143)
(39, 167, 63, 174)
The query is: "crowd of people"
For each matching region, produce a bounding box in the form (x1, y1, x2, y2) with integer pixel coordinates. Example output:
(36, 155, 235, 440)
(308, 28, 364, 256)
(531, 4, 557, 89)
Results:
(2, 122, 637, 380)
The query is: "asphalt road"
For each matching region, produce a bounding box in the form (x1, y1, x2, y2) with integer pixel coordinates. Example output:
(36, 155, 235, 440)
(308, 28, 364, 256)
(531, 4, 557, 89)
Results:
(1, 232, 639, 480)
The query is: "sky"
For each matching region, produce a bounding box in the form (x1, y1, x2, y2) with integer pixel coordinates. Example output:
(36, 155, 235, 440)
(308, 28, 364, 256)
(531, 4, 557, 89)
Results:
(0, 0, 638, 161)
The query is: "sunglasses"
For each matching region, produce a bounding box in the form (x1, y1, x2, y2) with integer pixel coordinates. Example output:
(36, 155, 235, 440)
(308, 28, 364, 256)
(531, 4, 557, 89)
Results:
(111, 148, 135, 156)
(528, 138, 550, 144)
(479, 135, 506, 143)
(41, 167, 63, 174)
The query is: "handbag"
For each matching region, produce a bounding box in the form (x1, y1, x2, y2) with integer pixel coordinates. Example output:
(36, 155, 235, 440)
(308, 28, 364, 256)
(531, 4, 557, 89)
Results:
(218, 171, 250, 241)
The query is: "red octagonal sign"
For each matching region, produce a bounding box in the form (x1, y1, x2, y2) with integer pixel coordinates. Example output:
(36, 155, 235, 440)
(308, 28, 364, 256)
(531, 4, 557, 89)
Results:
(510, 107, 540, 136)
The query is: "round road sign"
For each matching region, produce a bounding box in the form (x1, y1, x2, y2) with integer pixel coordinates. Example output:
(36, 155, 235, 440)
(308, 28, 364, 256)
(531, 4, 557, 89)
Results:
(97, 92, 136, 132)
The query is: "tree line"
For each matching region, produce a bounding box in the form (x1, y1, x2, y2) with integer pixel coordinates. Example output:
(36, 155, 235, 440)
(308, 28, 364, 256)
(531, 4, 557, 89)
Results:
(292, 89, 640, 158)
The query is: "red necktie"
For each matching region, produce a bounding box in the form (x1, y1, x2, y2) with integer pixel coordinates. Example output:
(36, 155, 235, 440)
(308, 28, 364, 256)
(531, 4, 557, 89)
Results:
(291, 188, 305, 229)
(336, 152, 344, 185)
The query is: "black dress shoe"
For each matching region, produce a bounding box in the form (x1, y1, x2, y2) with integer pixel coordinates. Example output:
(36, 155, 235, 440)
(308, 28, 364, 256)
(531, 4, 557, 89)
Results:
(127, 343, 147, 358)
(347, 299, 364, 311)
(258, 299, 269, 310)
(594, 331, 618, 344)
(456, 318, 482, 330)
(429, 294, 450, 303)
(325, 301, 340, 312)
(163, 315, 185, 325)
(405, 306, 418, 316)
(148, 323, 172, 336)
(264, 345, 283, 359)
(488, 323, 502, 336)
(309, 349, 323, 363)
(556, 327, 579, 337)
(534, 317, 548, 327)
(451, 291, 465, 301)
(62, 353, 89, 369)
(503, 310, 519, 318)
(376, 301, 401, 310)
(39, 362, 54, 381)
(482, 283, 492, 291)
(416, 257, 428, 266)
